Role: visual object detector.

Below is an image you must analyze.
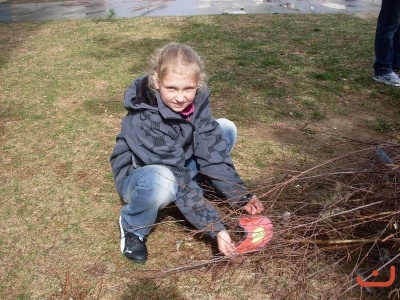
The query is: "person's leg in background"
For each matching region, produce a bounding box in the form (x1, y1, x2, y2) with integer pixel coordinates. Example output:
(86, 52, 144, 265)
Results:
(373, 0, 400, 86)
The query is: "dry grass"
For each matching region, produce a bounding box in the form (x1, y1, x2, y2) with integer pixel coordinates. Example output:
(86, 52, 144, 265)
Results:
(1, 14, 400, 300)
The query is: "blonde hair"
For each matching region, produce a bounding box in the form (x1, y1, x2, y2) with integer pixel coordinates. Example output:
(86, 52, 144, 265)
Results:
(148, 42, 207, 91)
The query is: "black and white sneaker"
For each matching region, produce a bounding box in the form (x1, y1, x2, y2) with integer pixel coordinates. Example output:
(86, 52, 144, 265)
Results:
(119, 216, 148, 263)
(373, 72, 400, 87)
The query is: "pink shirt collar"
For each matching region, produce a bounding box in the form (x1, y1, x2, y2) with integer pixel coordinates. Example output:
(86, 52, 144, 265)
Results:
(179, 103, 195, 119)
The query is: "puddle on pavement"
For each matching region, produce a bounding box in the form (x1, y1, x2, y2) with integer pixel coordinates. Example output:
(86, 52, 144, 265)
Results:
(0, 0, 381, 23)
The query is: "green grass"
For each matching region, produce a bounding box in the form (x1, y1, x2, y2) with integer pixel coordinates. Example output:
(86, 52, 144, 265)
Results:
(1, 13, 400, 300)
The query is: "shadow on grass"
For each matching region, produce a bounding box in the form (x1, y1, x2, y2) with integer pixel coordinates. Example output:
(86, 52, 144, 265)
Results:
(156, 204, 219, 255)
(122, 279, 185, 300)
(0, 22, 43, 69)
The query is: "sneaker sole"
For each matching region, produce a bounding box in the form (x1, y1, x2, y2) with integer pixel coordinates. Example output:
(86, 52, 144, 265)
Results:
(373, 76, 400, 87)
(119, 216, 126, 254)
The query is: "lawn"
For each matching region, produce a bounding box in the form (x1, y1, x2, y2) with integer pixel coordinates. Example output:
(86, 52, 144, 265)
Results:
(1, 13, 399, 299)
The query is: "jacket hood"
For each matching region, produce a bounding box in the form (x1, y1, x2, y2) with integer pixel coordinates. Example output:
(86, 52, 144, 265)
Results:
(123, 76, 157, 111)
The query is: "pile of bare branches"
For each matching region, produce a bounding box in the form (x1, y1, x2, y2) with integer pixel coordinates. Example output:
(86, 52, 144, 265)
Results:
(248, 143, 400, 299)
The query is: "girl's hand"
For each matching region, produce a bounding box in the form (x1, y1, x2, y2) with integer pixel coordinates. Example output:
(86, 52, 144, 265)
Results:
(243, 195, 264, 215)
(217, 230, 236, 256)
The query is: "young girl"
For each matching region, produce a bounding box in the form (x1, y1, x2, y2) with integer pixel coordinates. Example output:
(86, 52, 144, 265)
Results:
(110, 42, 264, 263)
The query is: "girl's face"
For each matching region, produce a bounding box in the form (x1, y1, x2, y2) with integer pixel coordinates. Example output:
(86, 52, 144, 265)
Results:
(155, 71, 198, 113)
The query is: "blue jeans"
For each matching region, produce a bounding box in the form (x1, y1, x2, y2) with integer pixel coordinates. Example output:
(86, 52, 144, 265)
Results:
(119, 118, 238, 237)
(373, 0, 400, 76)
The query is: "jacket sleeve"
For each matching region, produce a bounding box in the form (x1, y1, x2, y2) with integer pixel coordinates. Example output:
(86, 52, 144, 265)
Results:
(175, 180, 226, 239)
(110, 134, 133, 195)
(194, 106, 249, 207)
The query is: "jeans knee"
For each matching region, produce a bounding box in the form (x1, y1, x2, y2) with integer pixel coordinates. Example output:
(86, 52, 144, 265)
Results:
(145, 165, 177, 208)
(216, 118, 237, 153)
(122, 165, 177, 208)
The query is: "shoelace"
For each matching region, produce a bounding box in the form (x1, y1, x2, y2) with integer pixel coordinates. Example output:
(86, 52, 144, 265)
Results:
(125, 232, 145, 244)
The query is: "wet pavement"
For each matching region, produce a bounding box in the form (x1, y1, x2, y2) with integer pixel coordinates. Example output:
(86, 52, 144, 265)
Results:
(0, 0, 382, 23)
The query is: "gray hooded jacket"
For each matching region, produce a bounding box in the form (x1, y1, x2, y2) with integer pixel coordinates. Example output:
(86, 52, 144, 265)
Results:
(110, 76, 250, 238)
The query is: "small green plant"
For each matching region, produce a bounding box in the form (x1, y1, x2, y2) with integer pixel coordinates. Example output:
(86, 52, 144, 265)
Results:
(94, 8, 116, 22)
(107, 8, 116, 20)
(373, 117, 394, 133)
